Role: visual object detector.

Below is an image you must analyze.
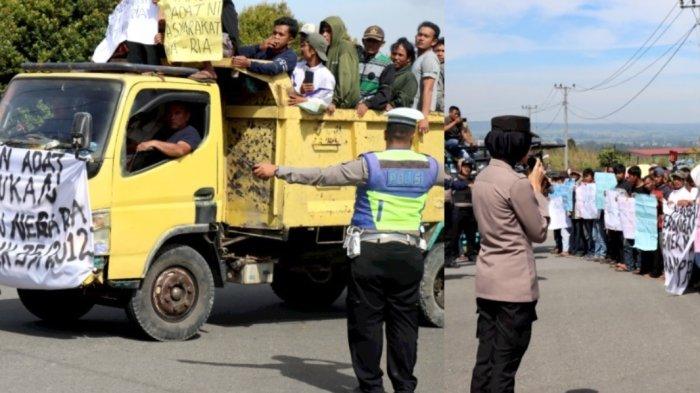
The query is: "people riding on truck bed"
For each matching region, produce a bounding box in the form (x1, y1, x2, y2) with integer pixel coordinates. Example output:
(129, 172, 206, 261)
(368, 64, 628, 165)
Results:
(92, 2, 443, 114)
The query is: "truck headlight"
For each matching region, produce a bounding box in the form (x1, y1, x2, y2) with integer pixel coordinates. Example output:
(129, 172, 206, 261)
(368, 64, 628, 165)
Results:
(92, 209, 111, 256)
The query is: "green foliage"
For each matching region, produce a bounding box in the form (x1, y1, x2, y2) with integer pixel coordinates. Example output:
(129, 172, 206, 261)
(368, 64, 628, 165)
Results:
(0, 0, 120, 89)
(238, 2, 300, 51)
(597, 146, 626, 168)
(15, 100, 53, 131)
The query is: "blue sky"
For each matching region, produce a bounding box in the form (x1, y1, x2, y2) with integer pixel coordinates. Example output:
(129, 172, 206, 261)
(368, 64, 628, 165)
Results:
(446, 0, 700, 124)
(235, 0, 444, 53)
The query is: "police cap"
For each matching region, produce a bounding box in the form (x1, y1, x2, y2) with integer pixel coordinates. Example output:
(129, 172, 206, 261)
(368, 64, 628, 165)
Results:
(385, 108, 425, 128)
(491, 115, 539, 138)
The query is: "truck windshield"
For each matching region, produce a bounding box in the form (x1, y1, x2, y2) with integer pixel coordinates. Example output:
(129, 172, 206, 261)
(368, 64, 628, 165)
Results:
(0, 78, 121, 161)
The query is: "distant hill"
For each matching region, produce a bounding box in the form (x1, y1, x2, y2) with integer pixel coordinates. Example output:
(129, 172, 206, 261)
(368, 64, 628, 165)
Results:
(468, 121, 700, 149)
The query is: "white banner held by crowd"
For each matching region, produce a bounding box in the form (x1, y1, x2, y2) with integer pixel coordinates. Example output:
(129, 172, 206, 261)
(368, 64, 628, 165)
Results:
(92, 0, 159, 63)
(575, 183, 599, 220)
(619, 196, 636, 240)
(662, 205, 696, 295)
(604, 190, 622, 231)
(0, 146, 94, 289)
(548, 196, 568, 230)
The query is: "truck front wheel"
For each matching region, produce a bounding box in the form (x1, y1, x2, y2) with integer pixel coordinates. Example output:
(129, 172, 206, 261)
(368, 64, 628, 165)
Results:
(126, 245, 214, 341)
(419, 242, 444, 328)
(18, 288, 94, 323)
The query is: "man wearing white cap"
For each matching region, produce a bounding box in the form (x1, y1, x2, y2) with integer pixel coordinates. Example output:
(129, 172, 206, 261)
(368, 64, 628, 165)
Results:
(254, 108, 442, 393)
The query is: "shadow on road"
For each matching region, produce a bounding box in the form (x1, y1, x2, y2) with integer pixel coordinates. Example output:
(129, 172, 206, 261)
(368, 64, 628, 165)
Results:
(179, 355, 357, 392)
(566, 389, 599, 393)
(207, 301, 347, 328)
(0, 298, 140, 340)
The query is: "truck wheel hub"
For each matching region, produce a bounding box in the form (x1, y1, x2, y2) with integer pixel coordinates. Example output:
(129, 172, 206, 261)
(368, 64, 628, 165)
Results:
(152, 267, 197, 321)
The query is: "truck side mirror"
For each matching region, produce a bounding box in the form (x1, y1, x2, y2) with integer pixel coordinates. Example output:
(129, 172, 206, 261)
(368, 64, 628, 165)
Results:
(71, 112, 93, 150)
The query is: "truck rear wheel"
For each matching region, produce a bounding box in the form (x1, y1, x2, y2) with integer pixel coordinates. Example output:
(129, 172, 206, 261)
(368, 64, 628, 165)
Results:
(18, 288, 94, 323)
(271, 263, 348, 308)
(126, 245, 214, 341)
(420, 242, 444, 328)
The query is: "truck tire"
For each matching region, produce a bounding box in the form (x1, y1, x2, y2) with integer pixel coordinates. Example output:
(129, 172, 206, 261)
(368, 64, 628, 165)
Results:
(420, 242, 444, 328)
(18, 288, 94, 323)
(271, 264, 347, 308)
(126, 245, 214, 341)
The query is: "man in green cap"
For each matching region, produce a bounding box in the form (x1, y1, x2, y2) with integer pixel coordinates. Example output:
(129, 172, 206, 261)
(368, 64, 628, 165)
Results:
(320, 16, 360, 113)
(289, 32, 335, 109)
(356, 25, 396, 117)
(253, 108, 443, 393)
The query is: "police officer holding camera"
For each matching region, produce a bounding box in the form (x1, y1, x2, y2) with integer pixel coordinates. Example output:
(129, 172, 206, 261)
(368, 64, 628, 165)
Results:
(470, 115, 549, 393)
(253, 108, 442, 393)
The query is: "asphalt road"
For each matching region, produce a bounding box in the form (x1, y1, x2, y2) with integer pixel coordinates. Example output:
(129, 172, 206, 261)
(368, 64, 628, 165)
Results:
(446, 240, 700, 393)
(0, 284, 443, 393)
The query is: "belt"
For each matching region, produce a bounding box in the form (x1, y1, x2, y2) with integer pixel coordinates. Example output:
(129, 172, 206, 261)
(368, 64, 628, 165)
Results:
(360, 233, 422, 248)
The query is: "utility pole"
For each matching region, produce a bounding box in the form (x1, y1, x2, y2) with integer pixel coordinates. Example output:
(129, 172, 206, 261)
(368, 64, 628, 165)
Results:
(521, 105, 538, 131)
(554, 84, 574, 170)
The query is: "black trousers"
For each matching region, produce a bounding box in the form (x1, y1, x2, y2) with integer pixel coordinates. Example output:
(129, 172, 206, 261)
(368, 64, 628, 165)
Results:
(347, 241, 424, 393)
(471, 298, 537, 393)
(222, 0, 240, 51)
(125, 41, 160, 65)
(450, 206, 478, 258)
(607, 230, 624, 263)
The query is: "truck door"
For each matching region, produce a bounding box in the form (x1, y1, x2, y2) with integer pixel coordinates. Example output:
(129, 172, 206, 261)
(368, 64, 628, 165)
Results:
(108, 84, 220, 280)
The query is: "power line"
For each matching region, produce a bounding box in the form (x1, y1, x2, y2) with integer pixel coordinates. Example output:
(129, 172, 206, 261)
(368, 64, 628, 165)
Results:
(539, 104, 563, 132)
(572, 23, 697, 120)
(567, 104, 658, 133)
(576, 1, 680, 92)
(583, 23, 694, 92)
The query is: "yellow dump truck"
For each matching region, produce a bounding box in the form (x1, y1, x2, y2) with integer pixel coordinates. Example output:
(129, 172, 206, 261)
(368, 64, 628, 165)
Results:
(0, 63, 444, 340)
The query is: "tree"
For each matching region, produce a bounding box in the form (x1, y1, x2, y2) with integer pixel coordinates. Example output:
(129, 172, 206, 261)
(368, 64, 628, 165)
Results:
(597, 146, 626, 168)
(238, 2, 299, 51)
(0, 0, 120, 89)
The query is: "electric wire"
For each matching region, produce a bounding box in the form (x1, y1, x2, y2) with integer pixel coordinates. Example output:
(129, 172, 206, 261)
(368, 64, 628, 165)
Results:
(576, 2, 681, 91)
(570, 23, 697, 120)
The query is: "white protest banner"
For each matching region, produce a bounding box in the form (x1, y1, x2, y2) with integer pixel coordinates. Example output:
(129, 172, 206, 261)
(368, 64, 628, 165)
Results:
(575, 183, 599, 219)
(126, 0, 160, 45)
(662, 205, 696, 295)
(604, 190, 622, 231)
(0, 146, 94, 289)
(548, 196, 568, 230)
(161, 0, 224, 62)
(619, 196, 636, 240)
(93, 0, 160, 63)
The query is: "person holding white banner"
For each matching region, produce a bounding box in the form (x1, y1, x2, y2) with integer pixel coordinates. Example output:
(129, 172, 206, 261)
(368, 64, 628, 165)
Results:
(93, 0, 161, 65)
(619, 166, 646, 273)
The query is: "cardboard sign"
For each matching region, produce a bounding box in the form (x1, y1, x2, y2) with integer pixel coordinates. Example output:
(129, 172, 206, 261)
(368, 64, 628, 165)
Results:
(594, 172, 617, 210)
(161, 0, 224, 62)
(0, 147, 94, 289)
(634, 194, 658, 251)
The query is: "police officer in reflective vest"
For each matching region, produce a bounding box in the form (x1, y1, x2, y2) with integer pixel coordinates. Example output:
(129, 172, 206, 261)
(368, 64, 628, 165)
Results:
(253, 108, 442, 393)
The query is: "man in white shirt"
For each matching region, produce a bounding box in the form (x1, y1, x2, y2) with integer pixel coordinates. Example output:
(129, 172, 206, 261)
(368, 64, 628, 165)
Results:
(412, 21, 441, 133)
(667, 171, 698, 206)
(289, 32, 336, 109)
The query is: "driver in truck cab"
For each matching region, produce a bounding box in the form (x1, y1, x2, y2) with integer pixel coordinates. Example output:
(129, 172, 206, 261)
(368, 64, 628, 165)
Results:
(135, 102, 201, 159)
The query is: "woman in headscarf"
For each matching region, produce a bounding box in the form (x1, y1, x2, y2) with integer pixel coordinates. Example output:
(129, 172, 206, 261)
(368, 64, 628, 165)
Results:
(469, 115, 548, 393)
